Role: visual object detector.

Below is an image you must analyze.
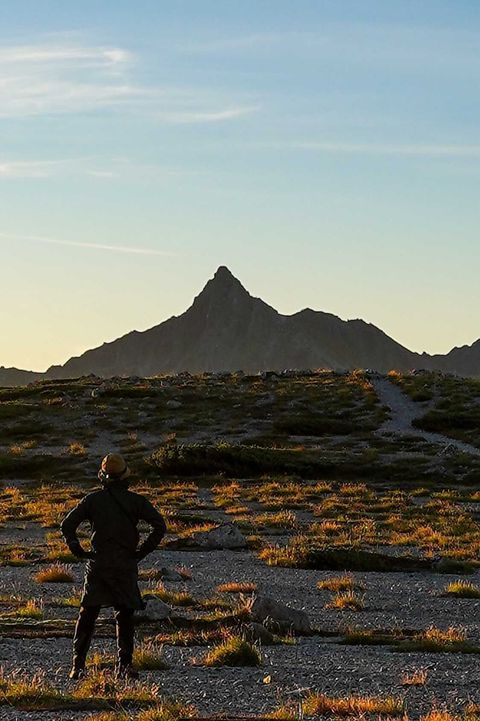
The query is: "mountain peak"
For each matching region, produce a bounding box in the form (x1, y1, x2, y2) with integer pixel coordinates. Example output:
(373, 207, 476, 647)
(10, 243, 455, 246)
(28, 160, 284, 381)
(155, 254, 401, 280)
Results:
(215, 264, 233, 276)
(212, 265, 237, 284)
(192, 266, 251, 312)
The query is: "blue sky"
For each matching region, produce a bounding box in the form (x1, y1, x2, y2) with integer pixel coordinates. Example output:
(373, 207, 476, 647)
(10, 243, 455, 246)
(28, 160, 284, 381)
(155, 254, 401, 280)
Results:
(1, 0, 479, 370)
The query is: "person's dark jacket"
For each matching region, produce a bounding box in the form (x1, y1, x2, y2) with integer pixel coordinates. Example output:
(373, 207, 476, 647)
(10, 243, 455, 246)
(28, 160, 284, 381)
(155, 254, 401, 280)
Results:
(61, 485, 166, 609)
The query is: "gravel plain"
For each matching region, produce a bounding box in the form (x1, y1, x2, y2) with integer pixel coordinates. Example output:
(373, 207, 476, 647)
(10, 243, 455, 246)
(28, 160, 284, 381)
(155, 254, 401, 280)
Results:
(2, 544, 480, 720)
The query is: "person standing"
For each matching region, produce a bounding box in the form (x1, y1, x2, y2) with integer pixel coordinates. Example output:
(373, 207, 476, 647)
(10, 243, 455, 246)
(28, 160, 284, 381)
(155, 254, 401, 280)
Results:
(61, 453, 166, 679)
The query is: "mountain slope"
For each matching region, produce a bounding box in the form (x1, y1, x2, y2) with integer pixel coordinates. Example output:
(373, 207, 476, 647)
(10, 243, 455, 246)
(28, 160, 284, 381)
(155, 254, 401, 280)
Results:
(0, 367, 44, 388)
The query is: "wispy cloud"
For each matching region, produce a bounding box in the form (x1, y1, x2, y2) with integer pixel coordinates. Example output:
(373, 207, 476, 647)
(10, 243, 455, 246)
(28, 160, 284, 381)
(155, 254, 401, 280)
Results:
(0, 156, 210, 180)
(156, 106, 259, 124)
(0, 44, 133, 66)
(182, 26, 480, 69)
(0, 159, 68, 178)
(0, 232, 176, 256)
(283, 142, 480, 158)
(0, 36, 259, 122)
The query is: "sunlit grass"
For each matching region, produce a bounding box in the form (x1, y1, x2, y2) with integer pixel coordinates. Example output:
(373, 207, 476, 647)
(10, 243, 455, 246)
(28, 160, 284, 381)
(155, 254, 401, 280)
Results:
(325, 590, 365, 611)
(199, 634, 262, 667)
(443, 581, 480, 599)
(34, 564, 75, 583)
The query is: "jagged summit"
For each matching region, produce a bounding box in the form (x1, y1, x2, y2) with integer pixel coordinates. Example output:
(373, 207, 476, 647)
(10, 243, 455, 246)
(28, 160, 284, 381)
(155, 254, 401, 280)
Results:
(213, 265, 235, 281)
(200, 265, 248, 294)
(201, 266, 248, 295)
(190, 266, 254, 314)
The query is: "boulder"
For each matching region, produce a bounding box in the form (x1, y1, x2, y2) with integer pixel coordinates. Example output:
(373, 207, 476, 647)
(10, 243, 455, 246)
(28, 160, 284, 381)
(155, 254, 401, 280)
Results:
(189, 522, 247, 549)
(141, 595, 171, 620)
(164, 522, 247, 550)
(166, 400, 182, 409)
(249, 595, 311, 634)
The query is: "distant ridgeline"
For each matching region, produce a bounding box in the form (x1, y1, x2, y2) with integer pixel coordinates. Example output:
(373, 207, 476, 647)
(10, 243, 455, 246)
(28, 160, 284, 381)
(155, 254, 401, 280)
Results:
(2, 266, 480, 386)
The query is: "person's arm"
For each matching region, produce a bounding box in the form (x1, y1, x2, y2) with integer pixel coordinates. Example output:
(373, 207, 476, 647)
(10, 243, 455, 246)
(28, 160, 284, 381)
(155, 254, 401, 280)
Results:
(135, 498, 167, 561)
(60, 497, 93, 559)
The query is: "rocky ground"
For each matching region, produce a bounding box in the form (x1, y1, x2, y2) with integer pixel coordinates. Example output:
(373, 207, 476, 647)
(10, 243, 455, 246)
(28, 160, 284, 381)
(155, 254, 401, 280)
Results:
(2, 371, 480, 719)
(2, 544, 480, 719)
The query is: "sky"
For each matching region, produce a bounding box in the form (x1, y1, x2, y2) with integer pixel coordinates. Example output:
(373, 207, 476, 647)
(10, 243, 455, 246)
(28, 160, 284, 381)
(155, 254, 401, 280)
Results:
(1, 0, 479, 371)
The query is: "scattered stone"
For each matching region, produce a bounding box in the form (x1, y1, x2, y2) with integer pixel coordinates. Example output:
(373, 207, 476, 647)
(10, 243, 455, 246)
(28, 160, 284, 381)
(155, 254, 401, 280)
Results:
(249, 595, 311, 634)
(141, 595, 171, 620)
(158, 566, 185, 582)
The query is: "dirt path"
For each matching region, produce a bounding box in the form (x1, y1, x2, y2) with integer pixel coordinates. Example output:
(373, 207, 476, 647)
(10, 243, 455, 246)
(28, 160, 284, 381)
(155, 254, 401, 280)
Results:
(372, 377, 480, 456)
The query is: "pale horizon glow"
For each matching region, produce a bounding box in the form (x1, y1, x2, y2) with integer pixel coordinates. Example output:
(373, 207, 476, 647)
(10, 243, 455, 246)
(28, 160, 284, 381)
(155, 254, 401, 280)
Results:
(0, 0, 479, 371)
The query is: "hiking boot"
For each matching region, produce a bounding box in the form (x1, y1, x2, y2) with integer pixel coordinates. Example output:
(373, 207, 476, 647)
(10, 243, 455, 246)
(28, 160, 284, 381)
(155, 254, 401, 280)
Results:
(116, 663, 139, 680)
(68, 665, 85, 680)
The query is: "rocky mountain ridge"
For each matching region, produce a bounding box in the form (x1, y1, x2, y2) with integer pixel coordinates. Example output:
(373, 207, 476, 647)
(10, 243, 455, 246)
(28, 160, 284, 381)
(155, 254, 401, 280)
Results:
(2, 266, 479, 384)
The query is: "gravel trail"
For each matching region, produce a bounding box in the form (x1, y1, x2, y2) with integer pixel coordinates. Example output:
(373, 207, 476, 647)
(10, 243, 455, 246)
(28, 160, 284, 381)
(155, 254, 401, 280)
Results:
(372, 378, 480, 456)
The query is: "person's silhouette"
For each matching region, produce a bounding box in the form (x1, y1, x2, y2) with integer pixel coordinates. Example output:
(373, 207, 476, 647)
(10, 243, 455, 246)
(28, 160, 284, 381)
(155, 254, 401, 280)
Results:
(61, 453, 166, 679)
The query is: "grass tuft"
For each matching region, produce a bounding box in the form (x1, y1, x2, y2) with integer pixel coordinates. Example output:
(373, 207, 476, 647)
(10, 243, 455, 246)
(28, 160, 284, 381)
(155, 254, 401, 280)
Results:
(16, 599, 44, 619)
(273, 692, 405, 719)
(34, 564, 75, 584)
(147, 583, 196, 607)
(326, 590, 365, 611)
(317, 574, 363, 592)
(200, 634, 262, 667)
(443, 581, 480, 599)
(216, 582, 257, 594)
(0, 670, 68, 709)
(401, 668, 428, 686)
(133, 641, 169, 671)
(397, 626, 479, 654)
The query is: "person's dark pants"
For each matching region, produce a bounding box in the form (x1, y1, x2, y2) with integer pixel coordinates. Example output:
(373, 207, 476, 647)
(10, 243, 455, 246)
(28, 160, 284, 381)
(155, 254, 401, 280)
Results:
(72, 605, 135, 669)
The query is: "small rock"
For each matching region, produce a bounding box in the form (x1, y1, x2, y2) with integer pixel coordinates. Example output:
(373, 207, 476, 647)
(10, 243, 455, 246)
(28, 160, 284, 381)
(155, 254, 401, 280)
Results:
(164, 522, 247, 550)
(158, 566, 185, 582)
(166, 400, 182, 409)
(243, 622, 276, 645)
(189, 522, 247, 549)
(249, 595, 311, 634)
(141, 595, 171, 620)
